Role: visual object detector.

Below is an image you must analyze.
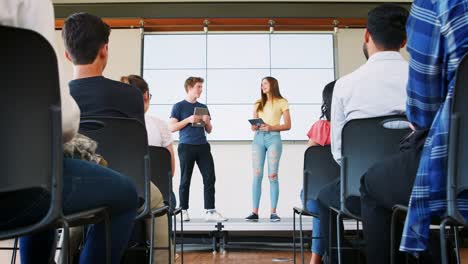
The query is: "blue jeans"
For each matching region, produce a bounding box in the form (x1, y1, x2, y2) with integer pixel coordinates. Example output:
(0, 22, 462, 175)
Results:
(300, 190, 323, 255)
(252, 131, 282, 209)
(0, 158, 139, 264)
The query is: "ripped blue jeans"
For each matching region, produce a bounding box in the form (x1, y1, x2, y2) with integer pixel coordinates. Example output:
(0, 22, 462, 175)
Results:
(252, 131, 282, 209)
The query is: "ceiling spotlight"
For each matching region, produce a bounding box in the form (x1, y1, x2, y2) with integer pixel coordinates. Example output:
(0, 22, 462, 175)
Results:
(138, 20, 145, 35)
(268, 19, 275, 33)
(203, 19, 210, 33)
(333, 19, 339, 34)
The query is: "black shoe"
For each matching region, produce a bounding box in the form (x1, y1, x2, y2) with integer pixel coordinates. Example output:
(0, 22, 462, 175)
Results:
(244, 212, 259, 222)
(270, 213, 281, 222)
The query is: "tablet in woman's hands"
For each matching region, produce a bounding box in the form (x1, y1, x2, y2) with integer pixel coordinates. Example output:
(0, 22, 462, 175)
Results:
(248, 118, 265, 126)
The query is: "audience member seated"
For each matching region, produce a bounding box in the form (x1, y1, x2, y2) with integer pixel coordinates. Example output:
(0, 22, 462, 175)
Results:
(306, 81, 335, 148)
(120, 75, 176, 179)
(121, 74, 177, 263)
(299, 80, 335, 264)
(360, 0, 468, 263)
(64, 15, 144, 125)
(62, 13, 173, 264)
(316, 4, 409, 262)
(0, 1, 139, 264)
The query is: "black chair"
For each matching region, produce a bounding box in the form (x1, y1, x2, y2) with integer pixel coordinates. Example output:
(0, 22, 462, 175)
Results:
(330, 115, 411, 264)
(80, 117, 151, 219)
(293, 146, 340, 264)
(79, 117, 156, 262)
(0, 25, 110, 264)
(149, 146, 184, 264)
(441, 54, 468, 264)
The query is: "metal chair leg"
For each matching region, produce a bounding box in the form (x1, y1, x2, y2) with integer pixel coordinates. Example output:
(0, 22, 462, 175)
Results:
(356, 219, 360, 264)
(180, 213, 184, 264)
(168, 213, 172, 264)
(336, 212, 342, 264)
(149, 214, 155, 264)
(390, 208, 398, 264)
(173, 214, 177, 263)
(300, 213, 304, 264)
(453, 225, 461, 264)
(440, 218, 449, 264)
(328, 209, 337, 264)
(293, 210, 297, 264)
(104, 212, 111, 264)
(61, 220, 70, 264)
(11, 237, 18, 264)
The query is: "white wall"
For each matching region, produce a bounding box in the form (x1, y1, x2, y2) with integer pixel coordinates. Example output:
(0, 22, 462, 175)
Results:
(55, 28, 408, 219)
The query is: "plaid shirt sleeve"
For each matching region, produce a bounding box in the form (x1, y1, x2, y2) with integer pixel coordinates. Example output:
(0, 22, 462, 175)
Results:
(400, 0, 468, 253)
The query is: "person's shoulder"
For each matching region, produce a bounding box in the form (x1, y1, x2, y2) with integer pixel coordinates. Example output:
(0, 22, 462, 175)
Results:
(153, 116, 169, 127)
(146, 113, 164, 123)
(333, 73, 354, 98)
(277, 98, 288, 104)
(110, 78, 141, 95)
(276, 98, 289, 109)
(313, 119, 330, 128)
(254, 99, 262, 105)
(171, 100, 187, 113)
(398, 57, 409, 67)
(173, 100, 187, 108)
(196, 101, 208, 108)
(338, 65, 363, 86)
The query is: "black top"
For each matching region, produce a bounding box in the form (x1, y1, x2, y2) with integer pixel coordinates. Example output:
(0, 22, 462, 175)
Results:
(70, 76, 145, 124)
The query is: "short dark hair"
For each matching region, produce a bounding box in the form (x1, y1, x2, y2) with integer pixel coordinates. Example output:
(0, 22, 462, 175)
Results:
(62, 12, 111, 65)
(367, 4, 408, 50)
(184, 77, 204, 92)
(121, 75, 149, 94)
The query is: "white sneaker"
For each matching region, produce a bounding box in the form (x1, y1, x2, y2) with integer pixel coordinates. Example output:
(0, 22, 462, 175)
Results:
(205, 210, 228, 222)
(182, 210, 190, 222)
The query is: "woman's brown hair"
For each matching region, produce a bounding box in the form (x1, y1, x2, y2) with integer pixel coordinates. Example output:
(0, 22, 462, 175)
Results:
(120, 74, 149, 94)
(256, 76, 284, 113)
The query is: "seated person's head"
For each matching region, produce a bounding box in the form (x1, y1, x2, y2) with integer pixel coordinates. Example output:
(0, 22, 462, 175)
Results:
(121, 75, 151, 113)
(62, 12, 111, 69)
(320, 80, 336, 121)
(363, 4, 409, 59)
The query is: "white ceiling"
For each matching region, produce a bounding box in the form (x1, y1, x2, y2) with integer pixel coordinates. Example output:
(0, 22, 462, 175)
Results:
(53, 0, 412, 3)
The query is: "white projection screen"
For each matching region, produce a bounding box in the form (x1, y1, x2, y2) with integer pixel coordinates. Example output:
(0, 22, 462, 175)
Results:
(143, 33, 335, 140)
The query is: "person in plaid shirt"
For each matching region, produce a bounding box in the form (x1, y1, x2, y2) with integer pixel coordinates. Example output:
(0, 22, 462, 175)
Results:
(360, 0, 468, 263)
(401, 0, 468, 255)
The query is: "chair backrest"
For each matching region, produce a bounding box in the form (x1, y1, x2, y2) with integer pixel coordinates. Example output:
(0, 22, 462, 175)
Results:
(79, 117, 150, 218)
(0, 26, 63, 235)
(303, 146, 340, 202)
(341, 115, 411, 215)
(149, 146, 173, 206)
(447, 54, 468, 222)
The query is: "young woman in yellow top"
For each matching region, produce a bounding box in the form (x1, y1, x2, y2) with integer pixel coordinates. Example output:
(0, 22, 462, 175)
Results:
(245, 77, 291, 222)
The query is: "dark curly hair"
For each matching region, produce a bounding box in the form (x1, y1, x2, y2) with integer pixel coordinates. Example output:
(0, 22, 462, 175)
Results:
(320, 80, 336, 121)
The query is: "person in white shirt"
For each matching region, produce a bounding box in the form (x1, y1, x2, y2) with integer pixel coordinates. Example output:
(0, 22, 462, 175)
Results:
(314, 4, 409, 262)
(121, 74, 176, 263)
(330, 52, 408, 163)
(0, 1, 139, 263)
